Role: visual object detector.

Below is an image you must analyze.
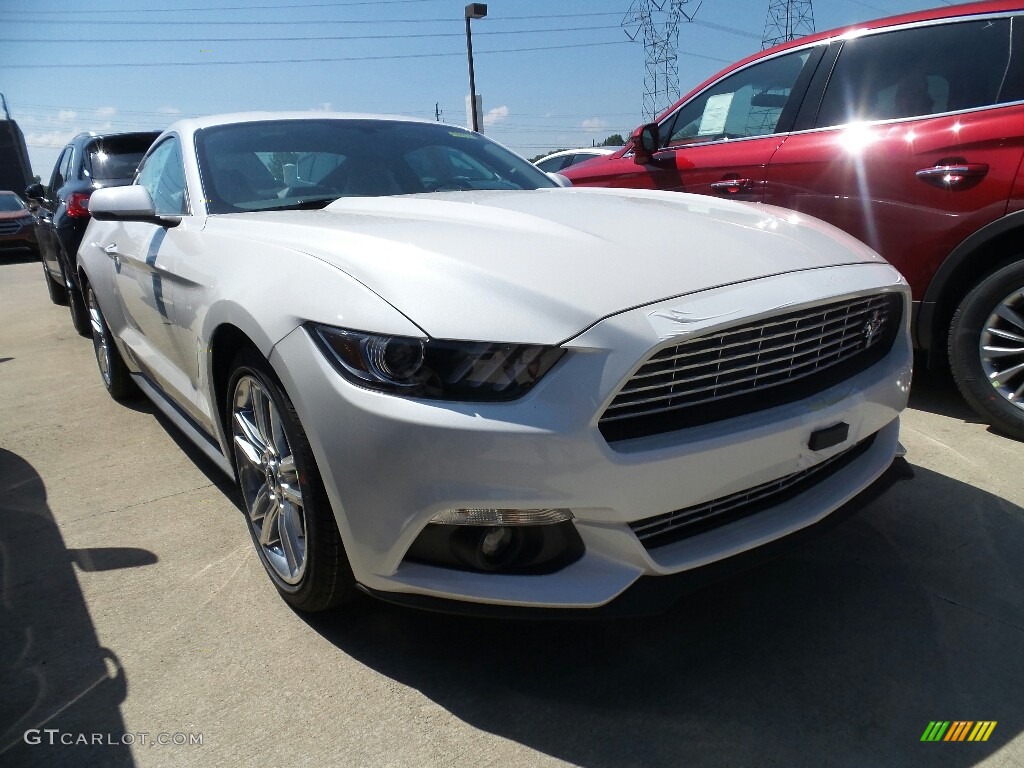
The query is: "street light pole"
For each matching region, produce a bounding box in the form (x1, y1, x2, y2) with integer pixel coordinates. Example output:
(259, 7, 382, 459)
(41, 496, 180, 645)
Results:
(464, 3, 487, 132)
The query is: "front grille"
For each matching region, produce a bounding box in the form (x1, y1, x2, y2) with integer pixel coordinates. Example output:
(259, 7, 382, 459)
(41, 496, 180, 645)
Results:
(630, 433, 876, 550)
(0, 221, 25, 235)
(600, 293, 901, 442)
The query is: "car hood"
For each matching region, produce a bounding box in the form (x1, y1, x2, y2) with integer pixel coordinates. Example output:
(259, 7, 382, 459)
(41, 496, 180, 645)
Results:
(0, 210, 31, 221)
(209, 188, 887, 343)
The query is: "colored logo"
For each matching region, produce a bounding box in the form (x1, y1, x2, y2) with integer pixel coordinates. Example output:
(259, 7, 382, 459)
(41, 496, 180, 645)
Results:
(921, 721, 996, 742)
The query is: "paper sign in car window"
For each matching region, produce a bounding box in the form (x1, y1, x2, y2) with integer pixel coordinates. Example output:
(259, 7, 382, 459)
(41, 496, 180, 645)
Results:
(698, 93, 734, 136)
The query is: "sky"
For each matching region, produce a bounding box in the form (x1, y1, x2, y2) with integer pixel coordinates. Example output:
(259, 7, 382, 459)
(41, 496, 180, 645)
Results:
(1, 0, 957, 178)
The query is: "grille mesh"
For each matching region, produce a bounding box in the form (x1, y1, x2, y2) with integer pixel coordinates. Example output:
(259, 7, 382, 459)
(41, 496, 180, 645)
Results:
(630, 433, 876, 550)
(600, 293, 901, 442)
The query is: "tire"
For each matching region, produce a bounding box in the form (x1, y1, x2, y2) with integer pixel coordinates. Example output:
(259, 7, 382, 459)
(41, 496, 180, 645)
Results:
(227, 351, 358, 612)
(61, 257, 90, 337)
(42, 260, 68, 305)
(949, 260, 1024, 440)
(85, 283, 138, 400)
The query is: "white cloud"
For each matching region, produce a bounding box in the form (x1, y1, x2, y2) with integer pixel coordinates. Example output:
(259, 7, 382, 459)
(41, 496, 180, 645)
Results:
(312, 102, 333, 112)
(483, 105, 510, 127)
(581, 118, 609, 133)
(158, 106, 181, 114)
(57, 109, 77, 122)
(26, 129, 77, 149)
(95, 106, 117, 118)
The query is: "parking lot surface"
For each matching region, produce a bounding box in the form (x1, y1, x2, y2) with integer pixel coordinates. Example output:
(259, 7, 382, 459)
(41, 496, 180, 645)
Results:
(2, 255, 1022, 767)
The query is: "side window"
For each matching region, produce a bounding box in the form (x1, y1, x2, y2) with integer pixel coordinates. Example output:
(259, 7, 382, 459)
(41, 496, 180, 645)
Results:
(816, 18, 1012, 128)
(136, 138, 189, 215)
(662, 48, 812, 146)
(50, 147, 72, 192)
(1001, 15, 1024, 103)
(62, 148, 76, 183)
(535, 156, 566, 173)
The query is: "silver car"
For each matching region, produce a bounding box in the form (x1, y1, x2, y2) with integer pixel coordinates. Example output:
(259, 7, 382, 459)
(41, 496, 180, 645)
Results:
(78, 112, 912, 614)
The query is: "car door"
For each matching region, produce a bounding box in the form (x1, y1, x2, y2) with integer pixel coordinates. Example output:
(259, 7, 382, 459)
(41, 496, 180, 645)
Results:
(763, 15, 1024, 300)
(36, 146, 72, 276)
(567, 45, 823, 201)
(105, 136, 197, 406)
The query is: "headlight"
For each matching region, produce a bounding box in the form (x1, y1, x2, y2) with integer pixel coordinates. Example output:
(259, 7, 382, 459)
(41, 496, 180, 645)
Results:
(311, 325, 565, 401)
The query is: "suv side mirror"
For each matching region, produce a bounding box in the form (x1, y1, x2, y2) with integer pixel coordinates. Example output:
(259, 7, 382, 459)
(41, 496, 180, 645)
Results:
(631, 123, 660, 165)
(24, 182, 45, 200)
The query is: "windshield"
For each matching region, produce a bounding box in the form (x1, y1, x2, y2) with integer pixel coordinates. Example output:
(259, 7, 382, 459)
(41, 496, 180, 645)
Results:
(0, 194, 28, 212)
(195, 118, 557, 214)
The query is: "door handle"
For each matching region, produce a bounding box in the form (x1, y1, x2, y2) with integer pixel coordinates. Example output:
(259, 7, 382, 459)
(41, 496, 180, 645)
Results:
(915, 162, 988, 189)
(103, 243, 118, 257)
(710, 178, 751, 194)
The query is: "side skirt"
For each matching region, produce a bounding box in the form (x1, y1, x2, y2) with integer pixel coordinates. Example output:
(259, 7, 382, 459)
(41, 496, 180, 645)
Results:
(132, 373, 235, 479)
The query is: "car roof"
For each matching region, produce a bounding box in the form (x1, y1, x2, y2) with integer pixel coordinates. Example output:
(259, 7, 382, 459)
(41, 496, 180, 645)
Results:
(537, 147, 622, 161)
(656, 0, 1024, 124)
(165, 110, 436, 135)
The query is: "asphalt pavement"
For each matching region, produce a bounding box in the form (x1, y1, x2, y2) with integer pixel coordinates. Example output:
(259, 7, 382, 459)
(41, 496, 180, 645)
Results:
(1, 254, 1022, 767)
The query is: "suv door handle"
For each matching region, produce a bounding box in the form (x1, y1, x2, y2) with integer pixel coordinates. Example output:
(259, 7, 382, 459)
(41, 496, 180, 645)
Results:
(915, 162, 988, 189)
(710, 178, 751, 194)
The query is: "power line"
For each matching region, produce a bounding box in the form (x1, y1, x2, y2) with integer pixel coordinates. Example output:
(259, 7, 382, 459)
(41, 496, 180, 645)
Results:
(3, 39, 657, 69)
(8, 0, 449, 12)
(0, 11, 628, 26)
(1, 24, 625, 44)
(3, 19, 764, 45)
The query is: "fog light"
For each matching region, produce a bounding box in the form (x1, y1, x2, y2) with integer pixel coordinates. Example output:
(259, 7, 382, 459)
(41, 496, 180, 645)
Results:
(429, 508, 573, 526)
(480, 526, 513, 558)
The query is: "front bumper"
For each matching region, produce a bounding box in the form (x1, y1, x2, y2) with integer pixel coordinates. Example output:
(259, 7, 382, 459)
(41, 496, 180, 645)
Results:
(362, 454, 914, 618)
(271, 263, 913, 610)
(0, 221, 37, 252)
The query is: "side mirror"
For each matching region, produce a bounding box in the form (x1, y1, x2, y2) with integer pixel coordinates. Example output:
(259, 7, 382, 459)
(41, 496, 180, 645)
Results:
(24, 182, 45, 200)
(89, 186, 180, 226)
(546, 172, 572, 188)
(631, 123, 660, 165)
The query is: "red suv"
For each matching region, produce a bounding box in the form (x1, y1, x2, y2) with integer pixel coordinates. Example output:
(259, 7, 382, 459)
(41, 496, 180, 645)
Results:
(565, 1, 1024, 439)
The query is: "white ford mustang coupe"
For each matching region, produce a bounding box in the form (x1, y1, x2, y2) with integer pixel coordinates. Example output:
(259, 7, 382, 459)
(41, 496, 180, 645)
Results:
(79, 112, 913, 614)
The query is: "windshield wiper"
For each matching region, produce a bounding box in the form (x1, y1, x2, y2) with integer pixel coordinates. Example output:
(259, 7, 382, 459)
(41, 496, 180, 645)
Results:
(263, 196, 337, 212)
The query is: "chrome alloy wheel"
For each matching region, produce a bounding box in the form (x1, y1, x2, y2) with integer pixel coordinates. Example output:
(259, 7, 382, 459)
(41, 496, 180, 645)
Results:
(86, 287, 112, 386)
(979, 288, 1024, 411)
(231, 375, 308, 585)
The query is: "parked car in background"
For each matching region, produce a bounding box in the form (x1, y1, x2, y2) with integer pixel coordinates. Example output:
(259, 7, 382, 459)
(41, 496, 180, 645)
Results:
(78, 112, 911, 615)
(0, 191, 37, 255)
(565, 0, 1024, 439)
(533, 147, 623, 173)
(24, 130, 158, 333)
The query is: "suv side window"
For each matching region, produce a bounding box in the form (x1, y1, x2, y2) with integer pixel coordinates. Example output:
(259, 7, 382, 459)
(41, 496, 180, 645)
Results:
(1002, 15, 1024, 103)
(661, 48, 812, 147)
(136, 137, 189, 215)
(50, 147, 72, 192)
(816, 18, 1012, 127)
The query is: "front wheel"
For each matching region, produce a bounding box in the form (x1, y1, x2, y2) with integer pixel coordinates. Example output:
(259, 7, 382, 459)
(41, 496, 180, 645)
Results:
(227, 353, 358, 612)
(949, 260, 1024, 440)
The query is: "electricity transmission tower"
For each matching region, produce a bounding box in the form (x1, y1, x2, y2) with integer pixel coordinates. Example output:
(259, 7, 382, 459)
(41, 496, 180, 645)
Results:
(622, 1, 702, 121)
(761, 0, 815, 49)
(748, 0, 815, 133)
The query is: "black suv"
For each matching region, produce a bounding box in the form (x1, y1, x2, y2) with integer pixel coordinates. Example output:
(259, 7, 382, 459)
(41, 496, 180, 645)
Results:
(25, 131, 158, 334)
